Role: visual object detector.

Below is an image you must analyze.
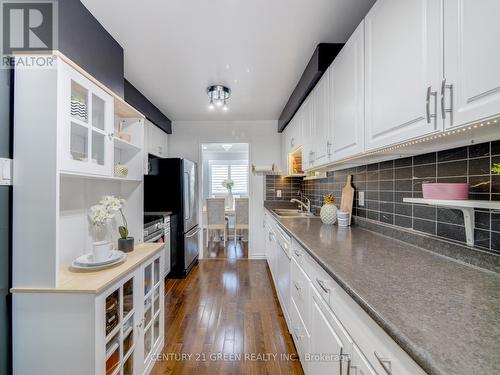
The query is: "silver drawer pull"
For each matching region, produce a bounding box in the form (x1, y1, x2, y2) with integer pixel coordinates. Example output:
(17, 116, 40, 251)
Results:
(294, 328, 305, 339)
(374, 351, 392, 375)
(294, 250, 302, 257)
(316, 278, 330, 293)
(293, 281, 301, 292)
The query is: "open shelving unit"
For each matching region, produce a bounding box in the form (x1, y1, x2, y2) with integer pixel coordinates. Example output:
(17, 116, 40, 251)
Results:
(403, 198, 500, 246)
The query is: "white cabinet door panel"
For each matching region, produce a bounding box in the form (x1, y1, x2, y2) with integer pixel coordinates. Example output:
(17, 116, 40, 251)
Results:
(331, 22, 365, 161)
(312, 70, 330, 166)
(309, 287, 352, 375)
(443, 0, 500, 128)
(364, 0, 443, 150)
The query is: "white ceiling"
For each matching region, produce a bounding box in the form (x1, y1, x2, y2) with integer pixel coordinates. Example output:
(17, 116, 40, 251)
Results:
(81, 0, 375, 122)
(202, 143, 249, 152)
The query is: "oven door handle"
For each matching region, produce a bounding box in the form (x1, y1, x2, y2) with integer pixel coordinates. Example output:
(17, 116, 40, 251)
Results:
(146, 233, 164, 243)
(186, 227, 202, 238)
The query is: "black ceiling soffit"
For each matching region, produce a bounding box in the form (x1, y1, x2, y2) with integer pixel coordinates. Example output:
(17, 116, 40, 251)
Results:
(124, 79, 172, 134)
(278, 43, 344, 133)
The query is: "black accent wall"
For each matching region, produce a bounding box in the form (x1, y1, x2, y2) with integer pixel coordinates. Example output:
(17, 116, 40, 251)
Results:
(278, 43, 344, 133)
(124, 79, 172, 134)
(58, 0, 125, 97)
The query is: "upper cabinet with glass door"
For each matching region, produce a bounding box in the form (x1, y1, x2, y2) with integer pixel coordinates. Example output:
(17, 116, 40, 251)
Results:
(59, 60, 114, 176)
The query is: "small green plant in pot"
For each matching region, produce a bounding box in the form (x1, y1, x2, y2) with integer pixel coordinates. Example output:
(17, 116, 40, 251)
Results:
(492, 163, 500, 175)
(116, 200, 134, 253)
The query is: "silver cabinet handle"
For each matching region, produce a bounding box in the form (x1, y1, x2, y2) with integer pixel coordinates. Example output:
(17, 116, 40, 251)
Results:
(374, 351, 392, 375)
(186, 227, 201, 238)
(339, 347, 343, 375)
(290, 137, 295, 148)
(294, 250, 302, 257)
(316, 278, 330, 293)
(108, 132, 114, 140)
(426, 86, 437, 124)
(293, 281, 301, 291)
(327, 141, 332, 156)
(294, 327, 305, 339)
(441, 79, 454, 122)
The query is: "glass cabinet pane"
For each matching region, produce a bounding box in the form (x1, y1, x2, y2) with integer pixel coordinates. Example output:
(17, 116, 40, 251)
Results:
(153, 287, 159, 315)
(105, 333, 120, 375)
(105, 289, 120, 336)
(144, 326, 152, 360)
(144, 295, 152, 328)
(123, 278, 134, 317)
(153, 314, 160, 345)
(70, 122, 88, 161)
(123, 354, 133, 375)
(91, 130, 105, 166)
(123, 324, 134, 358)
(154, 258, 160, 285)
(92, 93, 105, 130)
(71, 80, 88, 123)
(144, 264, 152, 295)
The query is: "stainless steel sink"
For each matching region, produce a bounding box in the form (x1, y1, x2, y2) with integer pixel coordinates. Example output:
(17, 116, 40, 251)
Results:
(273, 209, 316, 218)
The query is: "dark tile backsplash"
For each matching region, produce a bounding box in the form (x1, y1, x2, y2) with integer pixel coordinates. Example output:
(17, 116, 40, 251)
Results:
(266, 140, 500, 254)
(265, 175, 303, 201)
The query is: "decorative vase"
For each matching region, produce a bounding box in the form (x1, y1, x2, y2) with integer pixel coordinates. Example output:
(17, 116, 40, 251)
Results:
(118, 237, 134, 253)
(226, 189, 234, 210)
(320, 203, 338, 225)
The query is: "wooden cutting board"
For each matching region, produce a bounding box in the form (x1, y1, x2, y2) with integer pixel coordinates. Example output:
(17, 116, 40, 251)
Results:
(340, 175, 355, 225)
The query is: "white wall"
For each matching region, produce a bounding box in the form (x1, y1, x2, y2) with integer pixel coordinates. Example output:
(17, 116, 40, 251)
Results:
(169, 120, 281, 258)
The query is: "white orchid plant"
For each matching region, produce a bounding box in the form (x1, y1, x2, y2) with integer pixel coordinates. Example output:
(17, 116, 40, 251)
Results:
(89, 195, 129, 239)
(221, 179, 234, 192)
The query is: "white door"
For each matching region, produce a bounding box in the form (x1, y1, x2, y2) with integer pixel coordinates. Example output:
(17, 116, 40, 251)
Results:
(60, 62, 114, 176)
(443, 0, 500, 128)
(309, 287, 352, 375)
(364, 0, 443, 150)
(312, 70, 331, 166)
(332, 22, 365, 161)
(301, 96, 314, 170)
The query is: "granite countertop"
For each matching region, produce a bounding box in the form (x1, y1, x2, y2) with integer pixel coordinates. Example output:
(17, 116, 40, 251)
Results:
(264, 204, 500, 375)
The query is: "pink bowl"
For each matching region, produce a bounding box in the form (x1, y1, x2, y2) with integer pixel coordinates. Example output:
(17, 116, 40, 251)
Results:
(422, 183, 469, 200)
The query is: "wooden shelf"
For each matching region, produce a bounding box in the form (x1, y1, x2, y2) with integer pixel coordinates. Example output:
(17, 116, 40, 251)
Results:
(403, 198, 500, 246)
(113, 137, 141, 152)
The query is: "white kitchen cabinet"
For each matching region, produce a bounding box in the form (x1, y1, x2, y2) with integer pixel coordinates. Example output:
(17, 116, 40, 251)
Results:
(146, 120, 168, 158)
(301, 95, 315, 170)
(311, 69, 331, 167)
(443, 0, 500, 129)
(331, 22, 365, 161)
(58, 60, 114, 176)
(309, 286, 352, 375)
(13, 247, 164, 375)
(364, 0, 443, 150)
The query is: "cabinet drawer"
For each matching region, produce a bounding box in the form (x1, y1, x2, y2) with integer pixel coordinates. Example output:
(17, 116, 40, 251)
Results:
(291, 257, 310, 330)
(289, 297, 309, 368)
(328, 277, 427, 375)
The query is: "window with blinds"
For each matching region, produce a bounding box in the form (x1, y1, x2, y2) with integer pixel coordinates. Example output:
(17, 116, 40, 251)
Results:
(209, 160, 249, 196)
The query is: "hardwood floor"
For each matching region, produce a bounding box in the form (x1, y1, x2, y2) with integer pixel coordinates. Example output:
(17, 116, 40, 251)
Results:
(205, 240, 248, 259)
(151, 260, 304, 375)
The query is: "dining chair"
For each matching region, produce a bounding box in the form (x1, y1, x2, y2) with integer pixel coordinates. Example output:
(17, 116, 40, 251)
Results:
(206, 198, 227, 247)
(234, 198, 249, 243)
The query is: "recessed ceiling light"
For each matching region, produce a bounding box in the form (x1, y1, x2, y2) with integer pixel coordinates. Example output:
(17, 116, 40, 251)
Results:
(225, 64, 230, 70)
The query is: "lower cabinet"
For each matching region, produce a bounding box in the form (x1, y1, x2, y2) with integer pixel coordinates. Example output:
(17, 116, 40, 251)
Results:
(309, 287, 352, 375)
(13, 253, 164, 375)
(264, 214, 427, 375)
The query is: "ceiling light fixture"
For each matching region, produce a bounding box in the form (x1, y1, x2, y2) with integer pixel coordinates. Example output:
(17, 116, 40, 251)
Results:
(207, 85, 231, 111)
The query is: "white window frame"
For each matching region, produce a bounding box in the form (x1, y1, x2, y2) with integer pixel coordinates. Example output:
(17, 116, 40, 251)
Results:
(209, 159, 249, 197)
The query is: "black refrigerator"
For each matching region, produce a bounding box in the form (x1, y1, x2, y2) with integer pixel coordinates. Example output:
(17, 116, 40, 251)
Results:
(144, 158, 200, 278)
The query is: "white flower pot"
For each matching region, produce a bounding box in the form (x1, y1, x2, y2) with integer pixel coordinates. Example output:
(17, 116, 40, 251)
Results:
(92, 241, 112, 262)
(320, 203, 338, 225)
